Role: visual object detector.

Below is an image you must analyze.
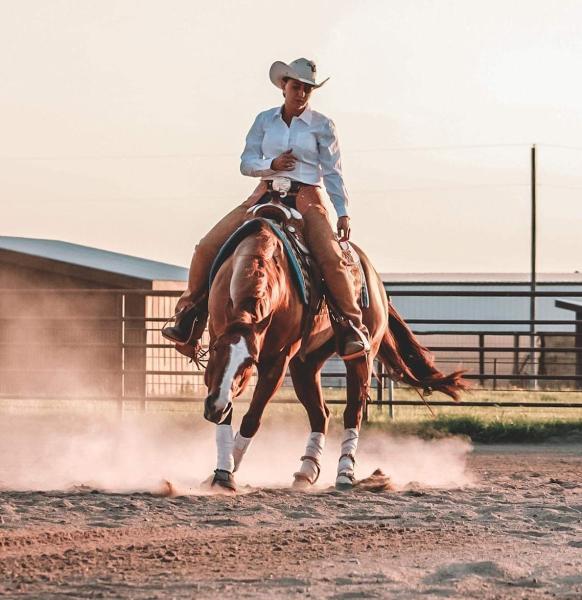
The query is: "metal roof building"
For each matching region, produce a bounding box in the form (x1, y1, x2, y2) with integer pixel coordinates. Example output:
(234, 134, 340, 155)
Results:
(0, 236, 188, 399)
(0, 236, 188, 289)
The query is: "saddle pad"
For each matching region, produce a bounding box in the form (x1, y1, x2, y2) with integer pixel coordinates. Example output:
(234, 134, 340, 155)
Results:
(209, 218, 310, 304)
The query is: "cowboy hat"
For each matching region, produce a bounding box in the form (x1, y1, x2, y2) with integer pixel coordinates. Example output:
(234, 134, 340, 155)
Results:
(269, 58, 330, 89)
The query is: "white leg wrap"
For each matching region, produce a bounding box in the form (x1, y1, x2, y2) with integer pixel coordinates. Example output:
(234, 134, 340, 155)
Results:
(216, 424, 234, 473)
(338, 428, 359, 476)
(232, 432, 253, 472)
(298, 432, 325, 482)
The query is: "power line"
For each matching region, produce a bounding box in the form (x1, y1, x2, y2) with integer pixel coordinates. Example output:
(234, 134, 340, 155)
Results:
(353, 183, 529, 193)
(538, 143, 582, 153)
(347, 143, 530, 153)
(0, 152, 238, 161)
(0, 143, 533, 161)
(0, 142, 580, 162)
(539, 183, 582, 191)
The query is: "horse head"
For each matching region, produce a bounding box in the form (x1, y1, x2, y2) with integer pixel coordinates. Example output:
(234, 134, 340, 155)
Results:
(203, 321, 266, 424)
(204, 223, 284, 423)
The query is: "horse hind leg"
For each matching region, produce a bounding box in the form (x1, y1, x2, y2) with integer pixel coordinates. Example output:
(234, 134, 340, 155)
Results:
(336, 355, 370, 490)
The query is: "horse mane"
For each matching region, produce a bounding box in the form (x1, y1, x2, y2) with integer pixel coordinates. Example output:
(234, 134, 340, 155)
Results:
(226, 222, 284, 328)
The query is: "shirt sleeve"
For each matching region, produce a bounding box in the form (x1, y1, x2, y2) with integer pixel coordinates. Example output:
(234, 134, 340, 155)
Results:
(240, 112, 276, 178)
(318, 118, 349, 218)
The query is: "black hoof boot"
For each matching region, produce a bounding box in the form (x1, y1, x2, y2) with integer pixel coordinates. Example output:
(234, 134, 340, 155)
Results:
(211, 469, 236, 493)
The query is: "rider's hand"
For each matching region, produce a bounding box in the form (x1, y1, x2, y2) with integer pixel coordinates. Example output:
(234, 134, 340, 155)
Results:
(271, 149, 297, 171)
(337, 216, 351, 242)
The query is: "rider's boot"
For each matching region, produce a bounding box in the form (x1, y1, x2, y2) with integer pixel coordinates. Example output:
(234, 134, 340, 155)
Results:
(324, 274, 370, 360)
(161, 297, 208, 345)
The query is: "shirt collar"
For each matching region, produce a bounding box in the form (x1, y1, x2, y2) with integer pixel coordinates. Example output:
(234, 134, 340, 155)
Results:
(274, 105, 313, 125)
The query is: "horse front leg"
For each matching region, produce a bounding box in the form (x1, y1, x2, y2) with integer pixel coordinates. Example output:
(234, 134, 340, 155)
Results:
(336, 355, 371, 490)
(231, 353, 291, 475)
(212, 408, 237, 492)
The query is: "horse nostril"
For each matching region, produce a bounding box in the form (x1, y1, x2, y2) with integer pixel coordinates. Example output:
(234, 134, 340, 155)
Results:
(204, 392, 219, 420)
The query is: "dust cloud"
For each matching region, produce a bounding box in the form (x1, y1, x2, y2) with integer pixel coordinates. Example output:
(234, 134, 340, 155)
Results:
(0, 408, 472, 493)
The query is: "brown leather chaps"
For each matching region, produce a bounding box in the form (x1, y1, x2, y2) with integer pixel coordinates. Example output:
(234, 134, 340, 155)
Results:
(175, 181, 368, 335)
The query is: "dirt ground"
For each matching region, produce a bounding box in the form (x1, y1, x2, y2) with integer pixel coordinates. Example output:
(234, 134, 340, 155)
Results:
(1, 440, 581, 599)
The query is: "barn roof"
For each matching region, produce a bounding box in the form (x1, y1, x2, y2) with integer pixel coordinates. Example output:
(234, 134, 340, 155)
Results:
(0, 236, 188, 283)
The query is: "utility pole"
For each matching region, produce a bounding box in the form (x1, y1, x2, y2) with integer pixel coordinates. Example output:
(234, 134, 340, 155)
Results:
(530, 144, 537, 388)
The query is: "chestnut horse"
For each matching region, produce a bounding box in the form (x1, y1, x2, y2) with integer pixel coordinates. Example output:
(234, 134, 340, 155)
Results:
(202, 218, 466, 491)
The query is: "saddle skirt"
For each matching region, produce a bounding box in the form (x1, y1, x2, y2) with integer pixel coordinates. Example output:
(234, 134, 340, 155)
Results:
(209, 198, 370, 311)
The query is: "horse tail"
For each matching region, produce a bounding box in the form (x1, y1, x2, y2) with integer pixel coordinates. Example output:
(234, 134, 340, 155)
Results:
(377, 302, 468, 401)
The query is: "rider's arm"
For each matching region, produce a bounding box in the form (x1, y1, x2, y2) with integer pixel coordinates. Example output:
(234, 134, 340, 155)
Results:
(318, 118, 350, 218)
(240, 112, 276, 178)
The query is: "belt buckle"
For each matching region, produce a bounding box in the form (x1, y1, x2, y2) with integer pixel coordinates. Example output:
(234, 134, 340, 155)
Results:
(272, 176, 292, 198)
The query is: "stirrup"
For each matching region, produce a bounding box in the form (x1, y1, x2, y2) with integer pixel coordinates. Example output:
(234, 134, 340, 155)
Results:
(339, 321, 370, 361)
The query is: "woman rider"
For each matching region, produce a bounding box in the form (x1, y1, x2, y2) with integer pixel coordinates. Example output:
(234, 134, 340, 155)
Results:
(162, 58, 370, 359)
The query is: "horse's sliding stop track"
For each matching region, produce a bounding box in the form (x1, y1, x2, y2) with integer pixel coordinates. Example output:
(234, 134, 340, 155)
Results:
(193, 201, 466, 491)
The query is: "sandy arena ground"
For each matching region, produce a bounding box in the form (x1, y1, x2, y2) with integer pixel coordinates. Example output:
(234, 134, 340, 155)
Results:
(0, 411, 581, 599)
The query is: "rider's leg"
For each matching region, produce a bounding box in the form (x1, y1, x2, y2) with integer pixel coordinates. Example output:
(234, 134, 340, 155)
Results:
(296, 186, 370, 359)
(162, 182, 267, 343)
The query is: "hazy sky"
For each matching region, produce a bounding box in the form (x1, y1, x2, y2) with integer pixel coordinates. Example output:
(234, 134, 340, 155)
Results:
(1, 0, 581, 273)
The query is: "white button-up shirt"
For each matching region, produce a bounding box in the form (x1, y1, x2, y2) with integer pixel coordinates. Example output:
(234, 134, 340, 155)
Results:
(240, 105, 350, 217)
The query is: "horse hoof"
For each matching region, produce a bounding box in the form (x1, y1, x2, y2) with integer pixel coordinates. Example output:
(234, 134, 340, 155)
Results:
(211, 469, 236, 493)
(292, 473, 313, 489)
(335, 474, 355, 490)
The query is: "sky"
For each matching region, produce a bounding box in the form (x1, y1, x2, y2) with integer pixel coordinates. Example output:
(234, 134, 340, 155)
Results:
(1, 0, 581, 273)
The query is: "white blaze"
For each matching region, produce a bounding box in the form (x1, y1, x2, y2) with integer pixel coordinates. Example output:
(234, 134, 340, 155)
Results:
(216, 338, 250, 411)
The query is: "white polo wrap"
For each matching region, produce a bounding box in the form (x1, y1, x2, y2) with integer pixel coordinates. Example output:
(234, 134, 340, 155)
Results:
(232, 431, 253, 472)
(299, 432, 325, 481)
(338, 428, 359, 475)
(216, 424, 235, 472)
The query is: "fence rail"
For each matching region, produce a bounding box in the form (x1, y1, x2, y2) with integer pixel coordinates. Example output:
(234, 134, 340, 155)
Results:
(1, 285, 581, 414)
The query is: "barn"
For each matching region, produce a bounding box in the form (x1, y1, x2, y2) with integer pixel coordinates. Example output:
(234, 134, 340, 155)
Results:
(0, 236, 187, 399)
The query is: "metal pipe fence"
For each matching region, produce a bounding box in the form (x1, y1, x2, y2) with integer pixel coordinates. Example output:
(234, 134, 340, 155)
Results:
(1, 286, 581, 413)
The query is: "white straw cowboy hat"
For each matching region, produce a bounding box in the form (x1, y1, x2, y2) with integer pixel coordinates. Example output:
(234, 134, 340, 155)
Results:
(269, 58, 330, 89)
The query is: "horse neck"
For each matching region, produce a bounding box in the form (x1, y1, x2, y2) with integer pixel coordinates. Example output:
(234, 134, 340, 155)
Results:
(228, 226, 288, 327)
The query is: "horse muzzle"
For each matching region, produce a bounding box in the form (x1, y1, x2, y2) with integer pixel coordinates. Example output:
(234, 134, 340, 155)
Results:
(204, 392, 232, 424)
